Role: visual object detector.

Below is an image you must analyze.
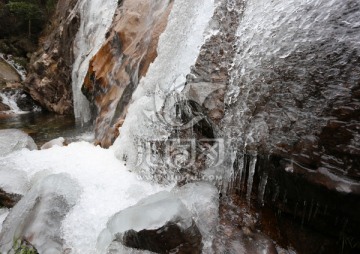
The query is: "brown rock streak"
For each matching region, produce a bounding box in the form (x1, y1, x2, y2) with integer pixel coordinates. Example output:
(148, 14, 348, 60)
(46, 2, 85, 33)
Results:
(83, 0, 173, 147)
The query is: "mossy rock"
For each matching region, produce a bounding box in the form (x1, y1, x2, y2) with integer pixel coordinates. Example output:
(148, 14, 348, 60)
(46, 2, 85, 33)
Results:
(12, 239, 38, 254)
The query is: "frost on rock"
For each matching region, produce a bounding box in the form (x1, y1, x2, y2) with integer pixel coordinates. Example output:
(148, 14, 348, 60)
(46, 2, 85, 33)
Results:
(172, 182, 219, 253)
(97, 191, 203, 253)
(0, 129, 37, 157)
(0, 173, 80, 254)
(41, 137, 66, 150)
(0, 208, 9, 232)
(0, 159, 29, 197)
(72, 0, 118, 123)
(112, 0, 215, 179)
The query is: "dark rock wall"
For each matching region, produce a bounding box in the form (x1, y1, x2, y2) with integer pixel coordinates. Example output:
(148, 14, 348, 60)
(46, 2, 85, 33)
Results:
(221, 0, 360, 252)
(24, 0, 80, 114)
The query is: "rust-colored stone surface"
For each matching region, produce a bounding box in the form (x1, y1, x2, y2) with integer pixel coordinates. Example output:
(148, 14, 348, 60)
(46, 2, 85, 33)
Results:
(83, 0, 174, 147)
(25, 0, 80, 114)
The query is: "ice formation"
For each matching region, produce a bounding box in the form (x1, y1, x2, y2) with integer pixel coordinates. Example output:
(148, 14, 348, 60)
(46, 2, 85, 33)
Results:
(172, 182, 219, 253)
(0, 142, 170, 253)
(112, 0, 215, 175)
(0, 129, 37, 157)
(0, 209, 9, 233)
(71, 0, 118, 123)
(97, 191, 194, 252)
(0, 174, 80, 254)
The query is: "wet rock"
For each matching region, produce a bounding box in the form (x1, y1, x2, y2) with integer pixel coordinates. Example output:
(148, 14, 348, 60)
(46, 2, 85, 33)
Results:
(0, 57, 21, 83)
(0, 100, 10, 111)
(0, 189, 22, 208)
(0, 88, 40, 112)
(0, 129, 37, 157)
(122, 220, 202, 254)
(97, 191, 203, 253)
(215, 229, 278, 254)
(172, 182, 219, 252)
(0, 173, 81, 254)
(40, 137, 66, 150)
(25, 0, 80, 115)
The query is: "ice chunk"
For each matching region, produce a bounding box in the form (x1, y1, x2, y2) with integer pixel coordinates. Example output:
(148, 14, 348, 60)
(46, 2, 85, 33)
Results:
(41, 137, 66, 150)
(0, 173, 80, 254)
(172, 182, 219, 253)
(0, 141, 169, 253)
(97, 191, 201, 253)
(0, 208, 9, 232)
(0, 167, 29, 198)
(0, 129, 37, 157)
(112, 0, 215, 175)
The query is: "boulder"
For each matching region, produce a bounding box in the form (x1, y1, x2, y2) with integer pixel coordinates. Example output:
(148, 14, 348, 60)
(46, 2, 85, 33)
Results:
(0, 188, 22, 208)
(41, 137, 66, 150)
(24, 0, 80, 115)
(0, 129, 37, 157)
(82, 0, 173, 147)
(97, 191, 203, 253)
(98, 182, 219, 253)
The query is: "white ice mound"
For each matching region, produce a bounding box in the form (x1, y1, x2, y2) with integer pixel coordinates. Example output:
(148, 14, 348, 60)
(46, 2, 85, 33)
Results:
(0, 163, 29, 195)
(97, 191, 194, 252)
(97, 182, 219, 253)
(0, 208, 9, 233)
(172, 182, 219, 253)
(0, 129, 37, 157)
(0, 173, 80, 254)
(0, 141, 169, 253)
(41, 137, 66, 150)
(112, 0, 215, 172)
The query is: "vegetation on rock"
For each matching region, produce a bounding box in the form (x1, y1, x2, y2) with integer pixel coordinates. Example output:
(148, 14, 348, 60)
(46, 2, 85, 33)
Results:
(12, 239, 38, 254)
(0, 0, 58, 57)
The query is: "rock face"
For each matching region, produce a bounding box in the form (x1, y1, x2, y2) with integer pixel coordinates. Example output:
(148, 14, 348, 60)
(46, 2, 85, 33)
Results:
(25, 0, 80, 115)
(220, 0, 360, 252)
(0, 129, 37, 157)
(82, 0, 173, 147)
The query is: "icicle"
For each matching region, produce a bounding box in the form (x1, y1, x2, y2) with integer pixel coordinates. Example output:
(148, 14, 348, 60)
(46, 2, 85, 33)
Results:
(246, 155, 257, 205)
(258, 171, 268, 206)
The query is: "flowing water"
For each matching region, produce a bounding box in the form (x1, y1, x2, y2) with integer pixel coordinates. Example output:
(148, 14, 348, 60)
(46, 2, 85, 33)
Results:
(0, 112, 92, 146)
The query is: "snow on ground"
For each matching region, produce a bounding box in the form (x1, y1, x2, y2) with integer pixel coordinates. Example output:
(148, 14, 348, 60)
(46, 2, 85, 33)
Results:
(0, 142, 173, 253)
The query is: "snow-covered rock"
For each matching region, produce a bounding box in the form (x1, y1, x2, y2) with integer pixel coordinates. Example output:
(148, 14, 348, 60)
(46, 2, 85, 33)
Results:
(0, 129, 37, 157)
(97, 191, 203, 253)
(41, 137, 66, 150)
(0, 173, 80, 254)
(98, 182, 220, 253)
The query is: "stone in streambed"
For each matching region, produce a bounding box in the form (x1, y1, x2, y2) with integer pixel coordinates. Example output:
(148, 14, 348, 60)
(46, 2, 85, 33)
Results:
(0, 129, 37, 157)
(41, 137, 66, 150)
